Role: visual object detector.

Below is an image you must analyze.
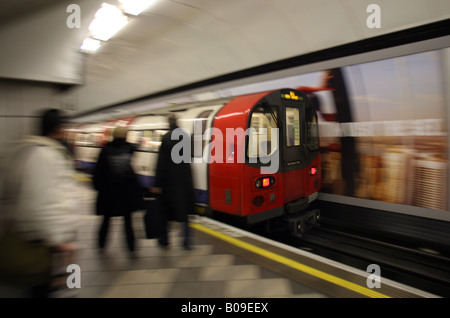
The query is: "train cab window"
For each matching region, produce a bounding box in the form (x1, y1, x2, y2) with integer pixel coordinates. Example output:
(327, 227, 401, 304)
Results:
(248, 107, 278, 159)
(286, 107, 300, 147)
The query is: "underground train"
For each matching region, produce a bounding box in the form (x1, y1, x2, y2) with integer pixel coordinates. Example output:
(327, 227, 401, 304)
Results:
(66, 88, 322, 236)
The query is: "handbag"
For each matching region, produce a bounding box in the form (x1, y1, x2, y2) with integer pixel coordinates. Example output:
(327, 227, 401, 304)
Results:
(143, 197, 165, 239)
(0, 225, 52, 288)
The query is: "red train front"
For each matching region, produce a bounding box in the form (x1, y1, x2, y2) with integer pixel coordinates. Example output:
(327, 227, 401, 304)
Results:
(208, 88, 321, 236)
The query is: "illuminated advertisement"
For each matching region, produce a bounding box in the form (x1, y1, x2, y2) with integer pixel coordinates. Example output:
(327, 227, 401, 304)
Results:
(313, 50, 447, 211)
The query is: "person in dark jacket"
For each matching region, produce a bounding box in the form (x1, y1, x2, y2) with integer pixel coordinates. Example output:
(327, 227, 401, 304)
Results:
(93, 126, 141, 257)
(151, 113, 195, 250)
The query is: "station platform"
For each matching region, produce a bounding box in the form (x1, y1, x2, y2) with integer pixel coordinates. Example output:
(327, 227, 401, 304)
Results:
(63, 176, 437, 299)
(74, 213, 328, 298)
(72, 215, 437, 299)
(1, 175, 438, 300)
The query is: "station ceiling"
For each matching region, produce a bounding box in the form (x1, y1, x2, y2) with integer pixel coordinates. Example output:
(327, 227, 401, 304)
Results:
(1, 0, 449, 117)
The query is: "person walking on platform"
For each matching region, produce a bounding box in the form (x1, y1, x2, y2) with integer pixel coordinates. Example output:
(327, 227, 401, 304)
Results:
(0, 108, 80, 298)
(93, 126, 141, 257)
(151, 113, 195, 250)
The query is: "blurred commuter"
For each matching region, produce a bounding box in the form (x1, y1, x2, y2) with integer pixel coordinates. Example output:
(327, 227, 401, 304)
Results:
(0, 109, 79, 298)
(151, 113, 195, 250)
(93, 126, 141, 257)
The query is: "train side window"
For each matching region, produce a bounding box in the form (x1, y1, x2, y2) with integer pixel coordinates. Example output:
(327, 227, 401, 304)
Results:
(248, 107, 278, 159)
(87, 133, 103, 147)
(76, 132, 88, 146)
(192, 110, 212, 158)
(138, 130, 151, 151)
(127, 130, 141, 146)
(286, 107, 300, 147)
(138, 129, 168, 152)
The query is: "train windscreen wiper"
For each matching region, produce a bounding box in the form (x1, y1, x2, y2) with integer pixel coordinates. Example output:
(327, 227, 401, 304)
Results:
(261, 100, 281, 128)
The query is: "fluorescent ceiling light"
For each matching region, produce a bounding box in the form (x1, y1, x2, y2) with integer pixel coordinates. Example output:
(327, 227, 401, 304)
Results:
(80, 38, 101, 54)
(89, 3, 128, 41)
(119, 0, 155, 16)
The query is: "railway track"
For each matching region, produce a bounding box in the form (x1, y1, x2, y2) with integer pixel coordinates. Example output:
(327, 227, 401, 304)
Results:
(209, 202, 450, 297)
(290, 225, 450, 297)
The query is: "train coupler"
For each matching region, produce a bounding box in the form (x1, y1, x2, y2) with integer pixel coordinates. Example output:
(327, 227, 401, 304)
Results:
(285, 209, 320, 237)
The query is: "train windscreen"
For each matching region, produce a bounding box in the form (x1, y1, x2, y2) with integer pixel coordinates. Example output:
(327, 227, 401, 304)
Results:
(247, 106, 279, 159)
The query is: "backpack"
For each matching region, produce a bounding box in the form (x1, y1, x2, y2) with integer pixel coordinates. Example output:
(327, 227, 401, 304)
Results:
(106, 144, 134, 183)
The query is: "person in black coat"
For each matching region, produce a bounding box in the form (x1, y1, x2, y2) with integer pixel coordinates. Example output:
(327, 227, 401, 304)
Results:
(151, 113, 195, 250)
(93, 126, 141, 256)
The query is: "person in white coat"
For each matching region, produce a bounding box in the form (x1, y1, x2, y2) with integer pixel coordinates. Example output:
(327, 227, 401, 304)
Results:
(0, 109, 79, 298)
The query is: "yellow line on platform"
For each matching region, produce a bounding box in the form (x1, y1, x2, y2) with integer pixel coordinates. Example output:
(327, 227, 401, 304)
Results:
(191, 222, 390, 298)
(73, 174, 92, 182)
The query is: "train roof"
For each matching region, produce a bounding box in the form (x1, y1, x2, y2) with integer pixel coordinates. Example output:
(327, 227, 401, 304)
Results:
(135, 97, 231, 117)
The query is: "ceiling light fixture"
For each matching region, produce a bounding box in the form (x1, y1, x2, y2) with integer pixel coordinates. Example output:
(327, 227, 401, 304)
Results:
(119, 0, 156, 16)
(80, 38, 102, 54)
(89, 3, 128, 41)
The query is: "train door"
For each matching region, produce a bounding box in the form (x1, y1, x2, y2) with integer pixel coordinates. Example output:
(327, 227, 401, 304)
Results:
(281, 90, 321, 209)
(192, 109, 213, 205)
(270, 89, 321, 235)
